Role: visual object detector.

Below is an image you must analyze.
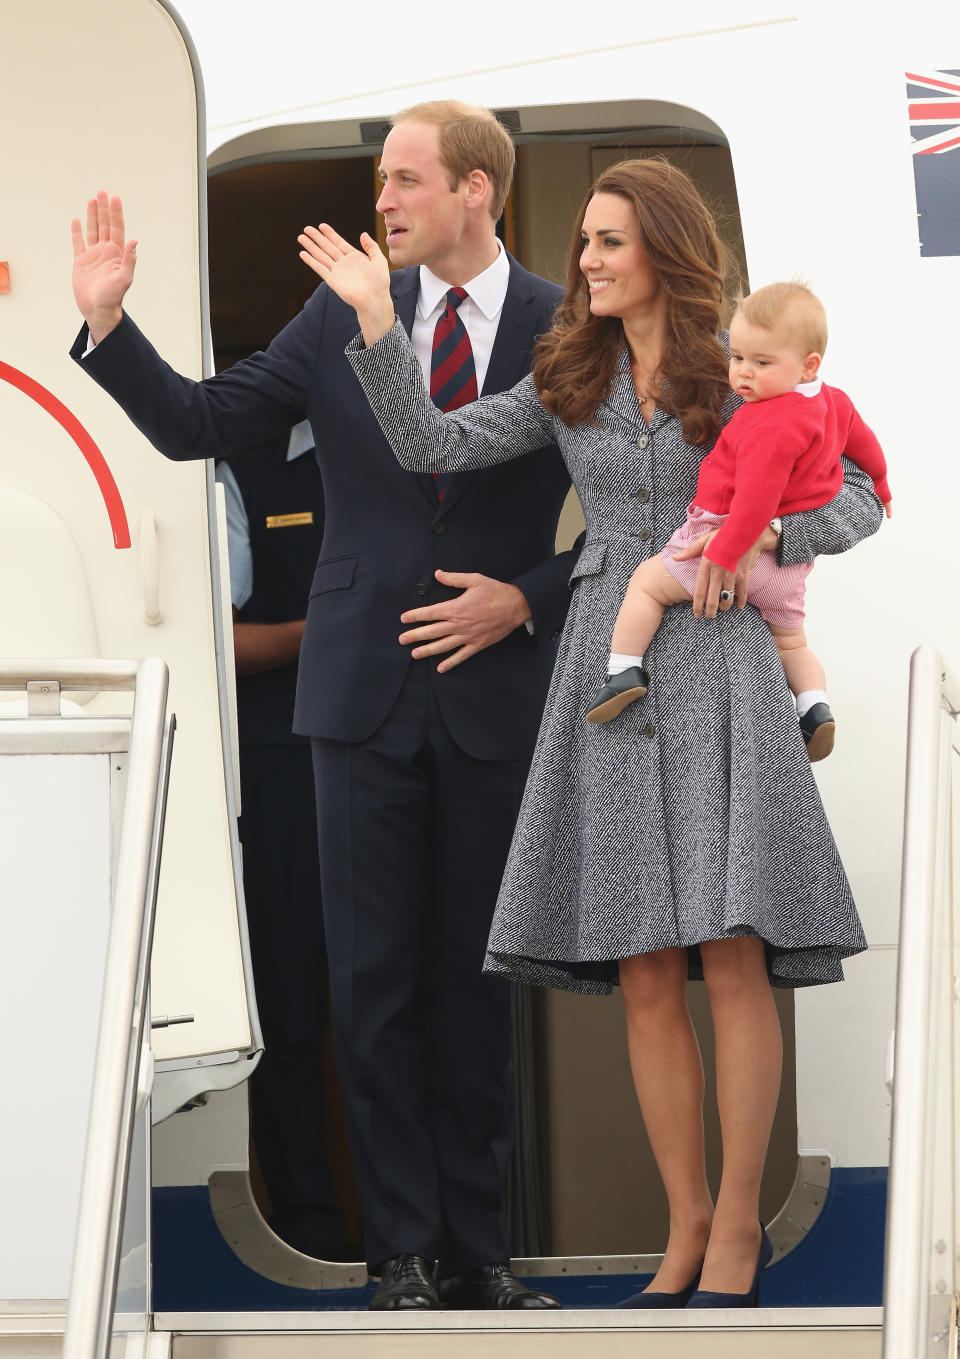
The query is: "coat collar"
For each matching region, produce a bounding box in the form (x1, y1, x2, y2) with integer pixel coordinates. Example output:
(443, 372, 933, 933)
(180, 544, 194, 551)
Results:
(601, 347, 671, 434)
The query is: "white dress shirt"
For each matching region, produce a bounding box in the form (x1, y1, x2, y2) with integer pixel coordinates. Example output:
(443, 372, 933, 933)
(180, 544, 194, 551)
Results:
(410, 241, 534, 631)
(411, 240, 510, 393)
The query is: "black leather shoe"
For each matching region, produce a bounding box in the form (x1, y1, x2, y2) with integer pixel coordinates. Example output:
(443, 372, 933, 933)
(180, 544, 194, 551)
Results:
(437, 1261, 561, 1309)
(369, 1254, 439, 1310)
(585, 665, 650, 724)
(799, 701, 835, 762)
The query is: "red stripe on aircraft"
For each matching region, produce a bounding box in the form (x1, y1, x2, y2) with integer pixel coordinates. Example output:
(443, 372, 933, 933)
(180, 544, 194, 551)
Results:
(0, 360, 131, 548)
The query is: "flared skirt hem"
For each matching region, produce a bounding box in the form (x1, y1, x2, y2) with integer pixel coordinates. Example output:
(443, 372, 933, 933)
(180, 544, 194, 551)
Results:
(486, 931, 866, 994)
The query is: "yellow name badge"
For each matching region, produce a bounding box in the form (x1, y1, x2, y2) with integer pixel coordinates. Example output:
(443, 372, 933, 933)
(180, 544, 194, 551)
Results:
(265, 512, 314, 529)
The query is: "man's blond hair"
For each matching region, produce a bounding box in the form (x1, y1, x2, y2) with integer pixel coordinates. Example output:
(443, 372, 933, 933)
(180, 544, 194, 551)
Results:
(735, 281, 828, 356)
(392, 100, 515, 221)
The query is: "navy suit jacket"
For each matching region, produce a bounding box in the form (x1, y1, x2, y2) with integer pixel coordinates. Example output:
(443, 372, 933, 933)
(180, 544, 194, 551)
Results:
(72, 255, 573, 761)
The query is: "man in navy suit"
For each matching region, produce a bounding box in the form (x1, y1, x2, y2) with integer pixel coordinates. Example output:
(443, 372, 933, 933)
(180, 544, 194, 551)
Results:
(70, 101, 571, 1310)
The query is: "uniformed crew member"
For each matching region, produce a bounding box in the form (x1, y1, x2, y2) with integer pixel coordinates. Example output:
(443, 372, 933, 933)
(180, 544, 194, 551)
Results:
(216, 421, 347, 1260)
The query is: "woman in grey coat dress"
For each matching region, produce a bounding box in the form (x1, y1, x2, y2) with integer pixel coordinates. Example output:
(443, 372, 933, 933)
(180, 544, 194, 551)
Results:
(299, 159, 879, 1308)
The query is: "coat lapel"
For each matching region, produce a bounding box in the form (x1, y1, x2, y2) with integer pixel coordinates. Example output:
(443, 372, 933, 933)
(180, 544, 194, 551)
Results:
(390, 270, 438, 509)
(480, 255, 539, 398)
(392, 268, 419, 334)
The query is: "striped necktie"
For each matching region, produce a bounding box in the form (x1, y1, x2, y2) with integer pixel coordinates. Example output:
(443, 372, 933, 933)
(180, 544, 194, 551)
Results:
(429, 289, 477, 501)
(430, 286, 478, 412)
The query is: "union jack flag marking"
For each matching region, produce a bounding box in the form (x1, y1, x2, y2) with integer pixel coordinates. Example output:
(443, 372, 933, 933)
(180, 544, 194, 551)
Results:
(907, 69, 960, 256)
(907, 69, 960, 154)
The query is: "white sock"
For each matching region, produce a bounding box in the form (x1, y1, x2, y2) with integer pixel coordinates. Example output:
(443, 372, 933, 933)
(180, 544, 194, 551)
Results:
(796, 689, 828, 717)
(608, 652, 645, 676)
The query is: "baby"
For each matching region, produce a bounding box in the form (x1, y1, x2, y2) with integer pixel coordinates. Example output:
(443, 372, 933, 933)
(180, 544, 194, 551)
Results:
(586, 282, 892, 760)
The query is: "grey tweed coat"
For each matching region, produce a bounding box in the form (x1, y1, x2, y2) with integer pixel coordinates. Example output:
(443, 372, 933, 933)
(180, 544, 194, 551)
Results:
(347, 323, 878, 993)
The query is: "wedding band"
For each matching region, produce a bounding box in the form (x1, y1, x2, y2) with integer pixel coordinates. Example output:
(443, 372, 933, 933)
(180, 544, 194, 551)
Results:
(720, 590, 732, 602)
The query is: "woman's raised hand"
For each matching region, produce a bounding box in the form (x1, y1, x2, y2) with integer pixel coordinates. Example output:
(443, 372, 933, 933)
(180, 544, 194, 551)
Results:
(298, 224, 395, 346)
(70, 191, 137, 343)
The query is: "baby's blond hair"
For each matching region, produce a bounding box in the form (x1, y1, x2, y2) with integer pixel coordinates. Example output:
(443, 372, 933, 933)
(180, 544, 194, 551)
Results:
(734, 281, 828, 356)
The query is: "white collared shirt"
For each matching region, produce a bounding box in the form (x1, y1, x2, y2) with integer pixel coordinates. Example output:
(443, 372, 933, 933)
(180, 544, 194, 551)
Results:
(411, 239, 510, 394)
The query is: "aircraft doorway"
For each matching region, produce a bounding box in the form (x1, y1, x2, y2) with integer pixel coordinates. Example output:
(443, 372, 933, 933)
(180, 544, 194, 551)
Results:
(204, 104, 799, 1267)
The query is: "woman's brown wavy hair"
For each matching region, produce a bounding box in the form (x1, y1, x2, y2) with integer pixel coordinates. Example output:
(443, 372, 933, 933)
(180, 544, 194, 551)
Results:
(533, 158, 732, 444)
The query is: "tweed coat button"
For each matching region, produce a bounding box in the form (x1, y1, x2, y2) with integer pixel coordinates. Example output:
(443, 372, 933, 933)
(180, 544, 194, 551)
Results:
(638, 527, 651, 542)
(644, 721, 656, 739)
(637, 433, 649, 450)
(415, 582, 427, 595)
(636, 488, 650, 502)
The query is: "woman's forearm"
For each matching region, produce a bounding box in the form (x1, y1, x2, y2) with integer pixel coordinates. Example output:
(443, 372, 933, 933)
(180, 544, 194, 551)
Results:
(779, 458, 884, 565)
(345, 321, 555, 474)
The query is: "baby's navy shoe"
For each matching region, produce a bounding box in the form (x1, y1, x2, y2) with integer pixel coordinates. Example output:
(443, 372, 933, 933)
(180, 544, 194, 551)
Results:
(585, 666, 650, 724)
(800, 701, 835, 762)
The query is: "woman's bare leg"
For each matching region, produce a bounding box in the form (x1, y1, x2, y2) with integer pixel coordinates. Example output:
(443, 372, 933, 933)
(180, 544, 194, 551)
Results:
(697, 936, 782, 1293)
(619, 948, 714, 1291)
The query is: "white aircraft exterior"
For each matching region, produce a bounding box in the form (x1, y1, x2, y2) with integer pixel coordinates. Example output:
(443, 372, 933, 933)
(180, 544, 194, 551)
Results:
(1, 0, 958, 1352)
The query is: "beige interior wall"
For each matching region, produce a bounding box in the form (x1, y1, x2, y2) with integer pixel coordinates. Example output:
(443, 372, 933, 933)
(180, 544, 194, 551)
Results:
(514, 143, 592, 287)
(514, 144, 590, 555)
(516, 140, 748, 292)
(540, 986, 798, 1256)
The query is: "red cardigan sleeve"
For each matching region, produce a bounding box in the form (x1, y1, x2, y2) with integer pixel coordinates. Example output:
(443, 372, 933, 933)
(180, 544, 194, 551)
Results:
(842, 403, 891, 504)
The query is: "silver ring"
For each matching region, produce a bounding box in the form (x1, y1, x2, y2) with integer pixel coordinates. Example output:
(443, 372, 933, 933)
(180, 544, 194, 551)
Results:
(720, 590, 732, 602)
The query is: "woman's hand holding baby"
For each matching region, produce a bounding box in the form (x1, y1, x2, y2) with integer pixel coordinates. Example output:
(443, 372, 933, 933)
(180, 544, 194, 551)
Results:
(298, 224, 395, 346)
(675, 524, 779, 618)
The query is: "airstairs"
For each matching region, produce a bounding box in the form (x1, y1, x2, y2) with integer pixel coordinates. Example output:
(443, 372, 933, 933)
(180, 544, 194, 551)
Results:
(1, 645, 956, 1359)
(2, 1309, 887, 1358)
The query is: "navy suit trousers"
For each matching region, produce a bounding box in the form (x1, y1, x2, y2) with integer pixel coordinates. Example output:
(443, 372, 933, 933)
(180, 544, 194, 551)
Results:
(311, 660, 529, 1274)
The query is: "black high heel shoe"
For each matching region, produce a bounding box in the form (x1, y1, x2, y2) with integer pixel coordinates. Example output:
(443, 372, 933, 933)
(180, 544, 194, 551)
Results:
(616, 1264, 703, 1310)
(685, 1227, 773, 1309)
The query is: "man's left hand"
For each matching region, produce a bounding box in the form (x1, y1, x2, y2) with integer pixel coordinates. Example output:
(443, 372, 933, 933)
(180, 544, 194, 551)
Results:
(399, 569, 531, 672)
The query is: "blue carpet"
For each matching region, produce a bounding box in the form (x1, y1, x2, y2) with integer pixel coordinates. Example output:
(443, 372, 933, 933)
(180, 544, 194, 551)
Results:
(152, 1167, 886, 1311)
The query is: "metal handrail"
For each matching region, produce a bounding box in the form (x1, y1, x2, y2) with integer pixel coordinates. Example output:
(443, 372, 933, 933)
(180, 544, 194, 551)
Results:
(0, 660, 142, 691)
(0, 658, 175, 1359)
(883, 645, 960, 1358)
